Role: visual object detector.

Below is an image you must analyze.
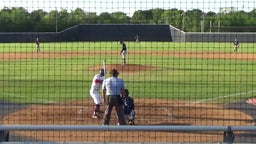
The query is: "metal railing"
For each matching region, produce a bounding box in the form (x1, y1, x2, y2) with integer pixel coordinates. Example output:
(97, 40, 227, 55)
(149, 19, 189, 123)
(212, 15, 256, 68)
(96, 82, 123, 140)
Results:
(1, 125, 255, 143)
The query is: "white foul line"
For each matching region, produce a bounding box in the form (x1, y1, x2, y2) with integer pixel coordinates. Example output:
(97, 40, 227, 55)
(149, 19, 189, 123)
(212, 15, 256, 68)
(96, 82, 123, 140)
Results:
(2, 92, 54, 103)
(194, 90, 256, 104)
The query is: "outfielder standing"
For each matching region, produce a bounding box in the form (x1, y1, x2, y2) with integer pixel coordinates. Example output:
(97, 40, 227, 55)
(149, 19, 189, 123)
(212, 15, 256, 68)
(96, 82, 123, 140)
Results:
(90, 69, 105, 118)
(35, 37, 40, 53)
(102, 69, 126, 125)
(134, 35, 139, 43)
(233, 38, 239, 53)
(119, 40, 127, 65)
(123, 89, 135, 125)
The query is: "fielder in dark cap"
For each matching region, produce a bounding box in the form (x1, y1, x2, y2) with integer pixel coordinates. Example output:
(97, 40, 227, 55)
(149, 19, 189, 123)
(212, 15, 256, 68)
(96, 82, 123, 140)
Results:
(102, 69, 126, 125)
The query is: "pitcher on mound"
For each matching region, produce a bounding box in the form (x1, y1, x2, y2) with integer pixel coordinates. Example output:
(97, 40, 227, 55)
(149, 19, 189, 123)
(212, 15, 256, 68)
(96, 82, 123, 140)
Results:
(119, 40, 127, 65)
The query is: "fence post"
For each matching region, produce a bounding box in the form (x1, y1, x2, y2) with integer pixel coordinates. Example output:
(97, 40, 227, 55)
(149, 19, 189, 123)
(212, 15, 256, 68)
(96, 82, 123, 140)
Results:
(0, 130, 9, 142)
(223, 126, 234, 143)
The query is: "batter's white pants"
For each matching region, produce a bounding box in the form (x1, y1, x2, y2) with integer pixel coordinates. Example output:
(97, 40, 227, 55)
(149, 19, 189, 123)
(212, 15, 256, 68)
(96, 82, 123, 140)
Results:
(90, 90, 101, 105)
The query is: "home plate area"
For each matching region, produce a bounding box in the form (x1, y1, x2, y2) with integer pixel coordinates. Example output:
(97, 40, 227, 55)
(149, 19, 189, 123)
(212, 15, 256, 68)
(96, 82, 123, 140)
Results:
(75, 105, 173, 125)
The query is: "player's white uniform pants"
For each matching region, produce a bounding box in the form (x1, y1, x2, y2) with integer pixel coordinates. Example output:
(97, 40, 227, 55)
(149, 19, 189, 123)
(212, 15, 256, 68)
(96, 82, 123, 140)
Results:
(121, 50, 127, 59)
(90, 89, 101, 105)
(35, 44, 40, 52)
(234, 45, 238, 52)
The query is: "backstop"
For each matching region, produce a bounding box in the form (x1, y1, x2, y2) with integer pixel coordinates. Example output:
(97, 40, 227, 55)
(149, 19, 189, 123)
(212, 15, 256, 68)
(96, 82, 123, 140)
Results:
(1, 0, 256, 144)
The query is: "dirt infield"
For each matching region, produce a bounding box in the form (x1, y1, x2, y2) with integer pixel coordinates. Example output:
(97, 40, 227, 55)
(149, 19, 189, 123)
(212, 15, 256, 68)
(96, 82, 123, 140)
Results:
(1, 51, 256, 61)
(3, 99, 253, 142)
(1, 51, 256, 143)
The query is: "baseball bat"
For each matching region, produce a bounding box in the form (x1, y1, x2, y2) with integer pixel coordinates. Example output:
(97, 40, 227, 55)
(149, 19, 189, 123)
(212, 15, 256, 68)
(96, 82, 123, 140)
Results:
(103, 59, 106, 77)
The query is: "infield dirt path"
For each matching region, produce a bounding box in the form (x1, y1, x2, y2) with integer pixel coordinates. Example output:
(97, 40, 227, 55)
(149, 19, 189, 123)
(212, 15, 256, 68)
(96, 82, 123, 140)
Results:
(1, 51, 256, 61)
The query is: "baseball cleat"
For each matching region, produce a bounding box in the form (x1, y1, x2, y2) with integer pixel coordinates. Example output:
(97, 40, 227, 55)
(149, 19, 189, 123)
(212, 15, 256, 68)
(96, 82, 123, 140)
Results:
(128, 120, 135, 125)
(92, 115, 98, 119)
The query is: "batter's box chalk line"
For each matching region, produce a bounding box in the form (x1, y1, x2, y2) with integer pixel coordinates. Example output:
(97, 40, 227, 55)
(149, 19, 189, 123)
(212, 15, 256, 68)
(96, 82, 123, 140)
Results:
(136, 108, 174, 125)
(154, 107, 174, 119)
(76, 107, 91, 121)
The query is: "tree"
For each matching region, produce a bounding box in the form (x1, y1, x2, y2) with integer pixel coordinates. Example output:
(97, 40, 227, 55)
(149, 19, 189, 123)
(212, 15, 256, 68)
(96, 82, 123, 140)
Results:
(161, 9, 183, 28)
(57, 9, 70, 31)
(98, 12, 113, 23)
(9, 7, 31, 32)
(111, 12, 130, 23)
(0, 7, 12, 31)
(204, 11, 216, 32)
(131, 10, 152, 24)
(30, 9, 47, 31)
(83, 12, 98, 24)
(0, 6, 256, 32)
(151, 8, 165, 24)
(41, 10, 58, 32)
(185, 9, 204, 32)
(68, 8, 87, 26)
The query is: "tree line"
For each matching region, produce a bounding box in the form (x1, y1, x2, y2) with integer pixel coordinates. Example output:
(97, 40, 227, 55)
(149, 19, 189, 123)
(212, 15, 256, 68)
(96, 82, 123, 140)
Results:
(0, 7, 255, 32)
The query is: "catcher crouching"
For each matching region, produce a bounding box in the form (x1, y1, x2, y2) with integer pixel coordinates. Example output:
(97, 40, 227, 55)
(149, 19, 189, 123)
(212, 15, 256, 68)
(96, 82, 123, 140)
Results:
(123, 89, 135, 125)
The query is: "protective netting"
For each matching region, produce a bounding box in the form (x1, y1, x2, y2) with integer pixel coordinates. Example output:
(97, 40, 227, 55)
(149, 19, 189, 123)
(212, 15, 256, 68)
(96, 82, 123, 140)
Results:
(0, 0, 256, 143)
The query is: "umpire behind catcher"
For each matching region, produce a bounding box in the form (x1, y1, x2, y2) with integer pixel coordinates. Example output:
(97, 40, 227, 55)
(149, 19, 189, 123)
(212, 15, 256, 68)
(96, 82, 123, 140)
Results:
(102, 69, 126, 125)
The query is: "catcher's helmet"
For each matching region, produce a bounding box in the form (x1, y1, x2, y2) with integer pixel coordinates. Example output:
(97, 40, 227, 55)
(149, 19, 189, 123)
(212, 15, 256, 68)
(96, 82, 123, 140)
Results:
(99, 69, 105, 76)
(124, 89, 129, 96)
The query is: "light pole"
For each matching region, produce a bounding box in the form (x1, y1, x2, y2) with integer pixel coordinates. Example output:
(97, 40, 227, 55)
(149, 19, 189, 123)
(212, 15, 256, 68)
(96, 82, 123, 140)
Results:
(218, 20, 220, 32)
(201, 14, 206, 32)
(55, 8, 58, 33)
(209, 20, 212, 32)
(181, 12, 185, 31)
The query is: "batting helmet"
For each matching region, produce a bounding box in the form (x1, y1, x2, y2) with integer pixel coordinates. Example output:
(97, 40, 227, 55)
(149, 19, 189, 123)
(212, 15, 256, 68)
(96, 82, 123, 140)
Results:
(99, 69, 105, 76)
(124, 89, 129, 96)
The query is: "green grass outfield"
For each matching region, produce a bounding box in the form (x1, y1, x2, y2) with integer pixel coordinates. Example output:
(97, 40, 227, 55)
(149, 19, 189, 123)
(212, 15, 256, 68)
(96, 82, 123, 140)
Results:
(0, 42, 256, 104)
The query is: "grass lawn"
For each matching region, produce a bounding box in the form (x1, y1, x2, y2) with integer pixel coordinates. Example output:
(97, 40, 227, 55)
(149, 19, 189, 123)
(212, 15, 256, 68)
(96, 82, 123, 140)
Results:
(0, 42, 255, 103)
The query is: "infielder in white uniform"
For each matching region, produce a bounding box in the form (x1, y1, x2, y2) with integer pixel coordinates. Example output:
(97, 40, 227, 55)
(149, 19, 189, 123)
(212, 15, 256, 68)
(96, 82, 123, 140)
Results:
(233, 38, 239, 53)
(35, 37, 40, 53)
(90, 69, 105, 118)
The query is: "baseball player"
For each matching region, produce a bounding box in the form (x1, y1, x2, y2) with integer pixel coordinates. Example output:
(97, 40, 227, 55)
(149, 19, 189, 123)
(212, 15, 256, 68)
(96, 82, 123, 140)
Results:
(90, 69, 105, 118)
(119, 40, 127, 65)
(35, 37, 40, 53)
(134, 35, 139, 43)
(123, 89, 135, 125)
(102, 69, 126, 125)
(233, 38, 239, 53)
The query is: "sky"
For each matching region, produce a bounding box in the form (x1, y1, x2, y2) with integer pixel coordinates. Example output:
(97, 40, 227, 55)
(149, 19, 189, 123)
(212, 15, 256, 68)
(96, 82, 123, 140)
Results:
(0, 0, 255, 16)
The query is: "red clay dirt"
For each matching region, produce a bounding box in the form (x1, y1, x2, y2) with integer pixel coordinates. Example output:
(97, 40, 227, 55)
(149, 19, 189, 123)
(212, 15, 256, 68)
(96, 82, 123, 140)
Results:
(1, 51, 255, 143)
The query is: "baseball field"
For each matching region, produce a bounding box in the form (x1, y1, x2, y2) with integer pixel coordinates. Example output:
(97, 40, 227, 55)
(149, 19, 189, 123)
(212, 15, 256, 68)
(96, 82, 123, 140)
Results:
(0, 41, 256, 142)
